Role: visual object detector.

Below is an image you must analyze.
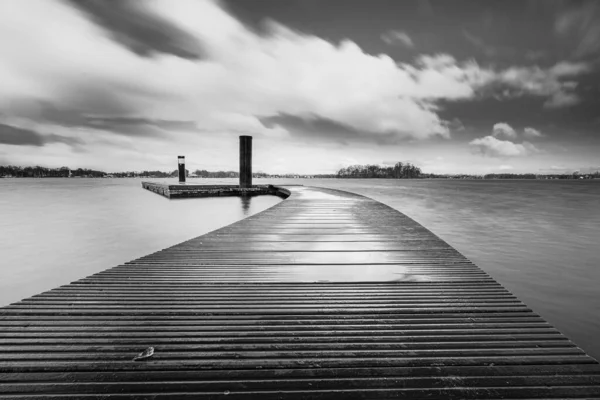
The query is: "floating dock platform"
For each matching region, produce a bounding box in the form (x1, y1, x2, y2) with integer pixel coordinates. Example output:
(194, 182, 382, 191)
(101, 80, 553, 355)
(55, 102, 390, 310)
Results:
(1, 185, 599, 399)
(141, 182, 290, 199)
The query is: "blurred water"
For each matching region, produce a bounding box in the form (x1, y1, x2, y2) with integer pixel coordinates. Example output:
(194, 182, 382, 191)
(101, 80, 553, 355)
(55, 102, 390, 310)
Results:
(0, 178, 281, 307)
(1, 177, 599, 360)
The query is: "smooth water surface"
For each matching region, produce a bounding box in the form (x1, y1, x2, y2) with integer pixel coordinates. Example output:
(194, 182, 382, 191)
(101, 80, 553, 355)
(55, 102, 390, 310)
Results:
(0, 178, 281, 307)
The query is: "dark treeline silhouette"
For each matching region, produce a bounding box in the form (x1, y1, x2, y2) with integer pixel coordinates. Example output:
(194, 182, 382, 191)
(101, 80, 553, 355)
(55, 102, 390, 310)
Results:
(0, 165, 104, 178)
(483, 173, 538, 179)
(3, 165, 598, 180)
(1, 166, 271, 179)
(421, 173, 484, 179)
(193, 170, 238, 178)
(337, 162, 422, 179)
(112, 170, 176, 178)
(483, 172, 599, 179)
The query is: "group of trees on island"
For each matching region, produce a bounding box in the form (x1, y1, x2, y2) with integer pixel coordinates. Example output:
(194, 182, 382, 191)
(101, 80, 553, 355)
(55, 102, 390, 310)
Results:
(336, 162, 422, 179)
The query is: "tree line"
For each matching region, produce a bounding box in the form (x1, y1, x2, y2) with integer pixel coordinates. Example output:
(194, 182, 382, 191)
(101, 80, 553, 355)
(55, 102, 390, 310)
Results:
(336, 162, 422, 179)
(1, 166, 271, 178)
(0, 165, 104, 178)
(3, 164, 597, 180)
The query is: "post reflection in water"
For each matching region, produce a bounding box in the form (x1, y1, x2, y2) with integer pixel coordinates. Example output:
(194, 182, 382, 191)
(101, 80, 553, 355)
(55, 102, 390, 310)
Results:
(240, 196, 251, 215)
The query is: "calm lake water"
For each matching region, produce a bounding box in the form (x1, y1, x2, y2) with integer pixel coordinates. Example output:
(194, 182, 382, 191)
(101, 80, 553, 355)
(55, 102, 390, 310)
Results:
(0, 178, 281, 307)
(0, 177, 599, 360)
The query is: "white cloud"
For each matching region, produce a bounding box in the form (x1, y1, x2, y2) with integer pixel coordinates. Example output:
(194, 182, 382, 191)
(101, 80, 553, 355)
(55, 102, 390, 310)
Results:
(492, 123, 517, 139)
(470, 123, 541, 158)
(0, 0, 590, 173)
(550, 61, 590, 76)
(523, 127, 543, 138)
(3, 0, 504, 144)
(498, 165, 514, 170)
(469, 136, 537, 157)
(381, 30, 414, 48)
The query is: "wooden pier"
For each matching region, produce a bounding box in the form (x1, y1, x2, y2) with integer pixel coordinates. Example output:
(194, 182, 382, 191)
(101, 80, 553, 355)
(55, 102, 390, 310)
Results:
(1, 185, 599, 399)
(141, 182, 288, 199)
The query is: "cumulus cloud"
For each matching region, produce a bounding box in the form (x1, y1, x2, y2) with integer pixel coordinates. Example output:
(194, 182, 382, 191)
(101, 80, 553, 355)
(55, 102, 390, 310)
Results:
(523, 127, 543, 138)
(469, 136, 537, 157)
(381, 30, 414, 48)
(492, 123, 517, 139)
(470, 123, 539, 158)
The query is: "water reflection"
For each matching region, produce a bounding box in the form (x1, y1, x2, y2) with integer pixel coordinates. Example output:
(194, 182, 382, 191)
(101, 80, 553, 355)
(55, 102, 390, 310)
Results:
(0, 179, 282, 306)
(240, 196, 251, 215)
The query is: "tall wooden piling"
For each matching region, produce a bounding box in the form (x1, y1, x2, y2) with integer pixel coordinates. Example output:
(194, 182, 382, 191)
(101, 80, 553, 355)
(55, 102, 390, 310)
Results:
(239, 135, 252, 188)
(177, 156, 185, 183)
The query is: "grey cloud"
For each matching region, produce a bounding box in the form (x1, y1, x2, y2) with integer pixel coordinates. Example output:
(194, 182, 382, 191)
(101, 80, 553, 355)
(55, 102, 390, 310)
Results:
(0, 123, 83, 147)
(525, 50, 547, 61)
(543, 91, 581, 108)
(554, 1, 600, 58)
(381, 30, 414, 48)
(416, 0, 434, 17)
(259, 113, 405, 145)
(8, 100, 196, 138)
(486, 62, 590, 108)
(462, 30, 516, 58)
(66, 0, 203, 59)
(9, 88, 138, 122)
(523, 127, 544, 138)
(443, 118, 465, 133)
(84, 116, 197, 132)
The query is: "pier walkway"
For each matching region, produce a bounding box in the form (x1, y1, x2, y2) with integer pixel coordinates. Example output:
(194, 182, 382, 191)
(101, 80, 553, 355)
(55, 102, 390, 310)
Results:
(1, 186, 599, 398)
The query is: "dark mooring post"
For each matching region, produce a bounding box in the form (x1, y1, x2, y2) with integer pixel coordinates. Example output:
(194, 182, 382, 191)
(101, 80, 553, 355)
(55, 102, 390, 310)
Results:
(239, 135, 252, 188)
(178, 155, 186, 183)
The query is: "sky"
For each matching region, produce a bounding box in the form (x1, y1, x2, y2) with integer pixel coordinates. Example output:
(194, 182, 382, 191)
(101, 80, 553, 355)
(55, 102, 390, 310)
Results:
(0, 0, 599, 175)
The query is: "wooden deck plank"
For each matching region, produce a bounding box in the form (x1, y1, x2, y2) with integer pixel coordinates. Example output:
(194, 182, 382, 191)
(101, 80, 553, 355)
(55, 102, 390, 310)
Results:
(0, 185, 598, 399)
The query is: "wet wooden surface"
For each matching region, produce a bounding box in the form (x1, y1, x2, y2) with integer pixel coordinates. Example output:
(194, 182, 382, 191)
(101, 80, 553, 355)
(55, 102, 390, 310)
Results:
(1, 186, 599, 399)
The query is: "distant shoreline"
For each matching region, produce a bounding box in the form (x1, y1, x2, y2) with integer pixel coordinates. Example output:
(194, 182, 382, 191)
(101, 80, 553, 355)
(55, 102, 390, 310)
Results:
(2, 176, 598, 180)
(2, 164, 598, 180)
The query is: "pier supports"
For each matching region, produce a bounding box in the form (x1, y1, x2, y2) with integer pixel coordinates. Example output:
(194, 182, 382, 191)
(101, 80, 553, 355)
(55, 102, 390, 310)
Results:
(178, 156, 186, 183)
(239, 135, 252, 188)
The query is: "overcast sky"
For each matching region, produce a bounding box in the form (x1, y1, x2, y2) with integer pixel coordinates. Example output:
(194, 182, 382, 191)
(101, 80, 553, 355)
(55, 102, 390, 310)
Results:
(1, 0, 599, 174)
